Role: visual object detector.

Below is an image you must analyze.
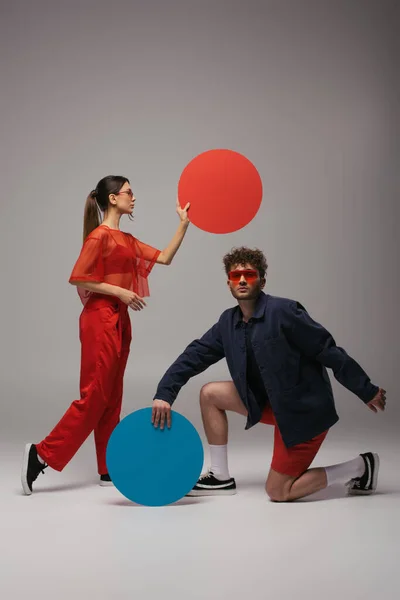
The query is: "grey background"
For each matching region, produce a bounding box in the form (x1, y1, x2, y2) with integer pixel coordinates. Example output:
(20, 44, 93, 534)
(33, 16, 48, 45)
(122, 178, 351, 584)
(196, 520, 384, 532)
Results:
(0, 0, 398, 445)
(1, 3, 400, 599)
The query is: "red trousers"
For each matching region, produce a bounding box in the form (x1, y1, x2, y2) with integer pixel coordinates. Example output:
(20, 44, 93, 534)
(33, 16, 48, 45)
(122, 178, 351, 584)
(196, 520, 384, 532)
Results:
(36, 296, 131, 474)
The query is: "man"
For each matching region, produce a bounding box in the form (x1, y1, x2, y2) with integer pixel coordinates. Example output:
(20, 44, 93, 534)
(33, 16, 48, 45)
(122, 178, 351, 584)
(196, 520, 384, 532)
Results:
(151, 247, 386, 502)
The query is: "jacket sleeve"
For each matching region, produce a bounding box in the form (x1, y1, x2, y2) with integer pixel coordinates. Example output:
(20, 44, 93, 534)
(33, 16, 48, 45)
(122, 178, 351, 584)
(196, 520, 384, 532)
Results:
(153, 321, 225, 405)
(284, 300, 379, 403)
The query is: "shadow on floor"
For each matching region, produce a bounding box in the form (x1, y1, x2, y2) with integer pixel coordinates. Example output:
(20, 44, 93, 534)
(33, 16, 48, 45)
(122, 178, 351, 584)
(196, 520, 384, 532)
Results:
(105, 496, 211, 507)
(237, 481, 400, 502)
(15, 480, 98, 495)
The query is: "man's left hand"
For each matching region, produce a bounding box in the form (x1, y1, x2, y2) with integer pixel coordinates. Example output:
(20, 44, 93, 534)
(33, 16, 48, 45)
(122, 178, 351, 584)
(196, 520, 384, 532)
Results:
(367, 388, 387, 413)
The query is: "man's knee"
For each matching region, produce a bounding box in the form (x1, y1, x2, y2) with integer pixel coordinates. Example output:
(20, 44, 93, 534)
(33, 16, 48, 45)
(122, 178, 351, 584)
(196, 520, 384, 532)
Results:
(265, 481, 292, 503)
(200, 382, 218, 406)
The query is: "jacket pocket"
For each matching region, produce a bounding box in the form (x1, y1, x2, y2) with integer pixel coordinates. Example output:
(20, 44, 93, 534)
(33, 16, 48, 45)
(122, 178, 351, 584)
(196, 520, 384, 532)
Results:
(282, 379, 310, 397)
(263, 336, 300, 389)
(281, 380, 313, 413)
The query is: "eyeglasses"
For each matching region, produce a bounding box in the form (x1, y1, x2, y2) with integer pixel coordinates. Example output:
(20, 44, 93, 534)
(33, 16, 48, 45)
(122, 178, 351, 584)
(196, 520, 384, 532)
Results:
(228, 269, 259, 283)
(116, 189, 134, 199)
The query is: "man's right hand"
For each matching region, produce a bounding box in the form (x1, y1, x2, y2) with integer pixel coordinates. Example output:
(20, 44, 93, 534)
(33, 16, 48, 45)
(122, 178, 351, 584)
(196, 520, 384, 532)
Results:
(118, 288, 147, 311)
(152, 400, 172, 429)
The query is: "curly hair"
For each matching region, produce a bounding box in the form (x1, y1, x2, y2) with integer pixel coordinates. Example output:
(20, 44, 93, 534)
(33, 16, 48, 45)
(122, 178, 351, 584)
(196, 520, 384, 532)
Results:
(223, 247, 268, 279)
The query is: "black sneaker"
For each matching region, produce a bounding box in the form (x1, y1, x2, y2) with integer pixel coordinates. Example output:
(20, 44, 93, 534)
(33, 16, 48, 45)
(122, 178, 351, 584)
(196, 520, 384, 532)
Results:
(99, 474, 114, 487)
(186, 471, 236, 496)
(346, 452, 380, 495)
(21, 444, 48, 495)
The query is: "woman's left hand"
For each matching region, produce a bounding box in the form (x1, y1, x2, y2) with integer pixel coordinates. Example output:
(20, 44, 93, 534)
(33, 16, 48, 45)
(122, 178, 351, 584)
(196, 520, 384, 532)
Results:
(176, 196, 190, 224)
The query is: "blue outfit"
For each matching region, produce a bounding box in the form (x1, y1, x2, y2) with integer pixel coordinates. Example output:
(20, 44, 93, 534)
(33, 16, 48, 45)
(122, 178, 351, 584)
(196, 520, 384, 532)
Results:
(154, 292, 378, 447)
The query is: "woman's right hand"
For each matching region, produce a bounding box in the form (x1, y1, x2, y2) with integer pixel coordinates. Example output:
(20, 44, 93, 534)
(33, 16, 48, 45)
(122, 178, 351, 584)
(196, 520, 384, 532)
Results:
(117, 288, 147, 311)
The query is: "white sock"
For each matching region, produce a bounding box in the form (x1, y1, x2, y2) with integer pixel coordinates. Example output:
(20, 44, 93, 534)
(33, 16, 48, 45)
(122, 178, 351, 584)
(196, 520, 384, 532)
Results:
(209, 444, 230, 480)
(325, 456, 365, 487)
(35, 446, 46, 465)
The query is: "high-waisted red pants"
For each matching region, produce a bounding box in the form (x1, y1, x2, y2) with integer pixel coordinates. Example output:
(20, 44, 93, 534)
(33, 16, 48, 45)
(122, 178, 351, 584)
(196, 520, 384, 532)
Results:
(36, 295, 132, 474)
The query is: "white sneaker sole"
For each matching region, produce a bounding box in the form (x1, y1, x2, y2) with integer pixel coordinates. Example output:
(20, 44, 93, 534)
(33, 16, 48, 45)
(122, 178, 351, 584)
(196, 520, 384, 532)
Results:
(99, 480, 114, 487)
(21, 443, 33, 496)
(186, 488, 237, 497)
(348, 453, 380, 495)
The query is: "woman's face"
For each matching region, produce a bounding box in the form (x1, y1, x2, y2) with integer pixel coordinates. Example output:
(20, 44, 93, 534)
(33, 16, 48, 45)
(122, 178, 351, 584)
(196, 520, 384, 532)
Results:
(110, 182, 136, 215)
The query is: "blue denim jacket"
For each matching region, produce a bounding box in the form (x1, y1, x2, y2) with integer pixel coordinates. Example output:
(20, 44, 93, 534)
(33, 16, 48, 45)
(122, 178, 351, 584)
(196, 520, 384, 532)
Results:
(154, 292, 379, 447)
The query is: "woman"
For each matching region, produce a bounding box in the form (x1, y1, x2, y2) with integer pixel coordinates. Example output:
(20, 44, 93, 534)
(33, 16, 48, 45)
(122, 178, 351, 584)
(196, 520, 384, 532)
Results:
(21, 175, 190, 494)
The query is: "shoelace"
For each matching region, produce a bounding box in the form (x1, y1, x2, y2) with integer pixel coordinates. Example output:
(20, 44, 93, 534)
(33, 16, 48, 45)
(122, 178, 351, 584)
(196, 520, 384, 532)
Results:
(199, 471, 214, 481)
(33, 463, 48, 482)
(345, 476, 361, 489)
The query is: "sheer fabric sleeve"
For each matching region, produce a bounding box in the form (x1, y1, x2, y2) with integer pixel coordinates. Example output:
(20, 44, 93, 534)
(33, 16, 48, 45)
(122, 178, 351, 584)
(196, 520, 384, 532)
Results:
(69, 234, 105, 304)
(130, 236, 161, 297)
(69, 235, 105, 284)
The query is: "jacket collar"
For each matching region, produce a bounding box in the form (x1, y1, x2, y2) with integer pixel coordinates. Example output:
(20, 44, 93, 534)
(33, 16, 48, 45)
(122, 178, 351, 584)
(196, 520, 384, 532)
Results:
(233, 291, 269, 328)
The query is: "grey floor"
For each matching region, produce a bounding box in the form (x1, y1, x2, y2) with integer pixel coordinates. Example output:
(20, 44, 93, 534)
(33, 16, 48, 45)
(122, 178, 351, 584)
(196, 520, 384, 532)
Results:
(1, 415, 399, 600)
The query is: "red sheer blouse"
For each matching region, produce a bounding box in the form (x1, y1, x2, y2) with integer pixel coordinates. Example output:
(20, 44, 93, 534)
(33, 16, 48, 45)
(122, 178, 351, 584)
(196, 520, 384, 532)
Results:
(69, 225, 161, 305)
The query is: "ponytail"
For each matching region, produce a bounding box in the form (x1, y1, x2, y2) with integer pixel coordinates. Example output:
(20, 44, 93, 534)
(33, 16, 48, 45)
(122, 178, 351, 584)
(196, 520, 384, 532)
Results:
(83, 176, 129, 241)
(83, 190, 101, 241)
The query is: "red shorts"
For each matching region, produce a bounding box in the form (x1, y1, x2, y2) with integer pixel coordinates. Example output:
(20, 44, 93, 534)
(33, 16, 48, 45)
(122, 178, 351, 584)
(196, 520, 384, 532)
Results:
(260, 403, 328, 478)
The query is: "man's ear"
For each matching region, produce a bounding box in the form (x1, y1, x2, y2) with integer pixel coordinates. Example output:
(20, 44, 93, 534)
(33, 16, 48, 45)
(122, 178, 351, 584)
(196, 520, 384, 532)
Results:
(260, 277, 266, 289)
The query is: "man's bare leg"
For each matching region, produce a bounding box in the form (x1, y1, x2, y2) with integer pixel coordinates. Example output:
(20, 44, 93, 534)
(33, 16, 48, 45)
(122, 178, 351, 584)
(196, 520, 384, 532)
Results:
(266, 453, 377, 502)
(266, 468, 328, 502)
(194, 382, 377, 500)
(199, 381, 247, 445)
(186, 381, 246, 496)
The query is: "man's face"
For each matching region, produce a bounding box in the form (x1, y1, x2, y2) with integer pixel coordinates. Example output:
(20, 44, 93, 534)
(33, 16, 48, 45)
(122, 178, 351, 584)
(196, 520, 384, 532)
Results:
(227, 263, 265, 301)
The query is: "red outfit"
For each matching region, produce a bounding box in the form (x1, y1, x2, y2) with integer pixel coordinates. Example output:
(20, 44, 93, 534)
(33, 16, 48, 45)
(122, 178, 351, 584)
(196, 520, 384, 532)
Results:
(260, 403, 328, 477)
(36, 225, 161, 474)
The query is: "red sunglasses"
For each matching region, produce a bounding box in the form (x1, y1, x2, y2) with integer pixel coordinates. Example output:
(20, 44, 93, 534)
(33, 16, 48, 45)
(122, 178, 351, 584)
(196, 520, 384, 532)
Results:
(116, 189, 134, 199)
(228, 269, 259, 283)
